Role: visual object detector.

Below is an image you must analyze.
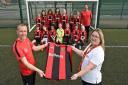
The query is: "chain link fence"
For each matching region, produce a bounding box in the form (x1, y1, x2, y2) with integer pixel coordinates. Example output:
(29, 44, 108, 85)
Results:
(0, 0, 128, 28)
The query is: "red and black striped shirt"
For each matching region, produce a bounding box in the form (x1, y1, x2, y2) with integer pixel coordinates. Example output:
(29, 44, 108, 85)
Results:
(45, 43, 72, 80)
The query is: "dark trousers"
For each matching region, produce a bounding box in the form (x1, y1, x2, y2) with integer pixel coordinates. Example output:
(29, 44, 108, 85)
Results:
(21, 72, 36, 85)
(82, 80, 102, 85)
(85, 26, 90, 42)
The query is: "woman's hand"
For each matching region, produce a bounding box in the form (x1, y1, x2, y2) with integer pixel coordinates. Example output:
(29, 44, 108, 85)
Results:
(70, 45, 75, 50)
(71, 73, 79, 80)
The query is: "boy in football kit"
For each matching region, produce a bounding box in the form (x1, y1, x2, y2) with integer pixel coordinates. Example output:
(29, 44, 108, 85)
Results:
(13, 24, 48, 85)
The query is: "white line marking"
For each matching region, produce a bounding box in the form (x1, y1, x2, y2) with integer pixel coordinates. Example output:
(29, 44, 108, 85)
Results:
(105, 46, 128, 48)
(0, 45, 12, 47)
(0, 45, 128, 48)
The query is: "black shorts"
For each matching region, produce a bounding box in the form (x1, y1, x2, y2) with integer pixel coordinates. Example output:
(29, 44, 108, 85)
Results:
(21, 72, 36, 85)
(82, 80, 102, 85)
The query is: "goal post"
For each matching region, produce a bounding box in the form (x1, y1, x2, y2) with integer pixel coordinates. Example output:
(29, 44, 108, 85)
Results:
(25, 0, 99, 32)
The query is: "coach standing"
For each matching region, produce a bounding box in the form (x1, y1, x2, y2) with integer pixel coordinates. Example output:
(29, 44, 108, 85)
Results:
(13, 23, 47, 85)
(81, 4, 92, 42)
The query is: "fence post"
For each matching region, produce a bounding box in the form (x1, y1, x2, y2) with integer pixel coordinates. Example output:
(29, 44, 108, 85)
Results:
(65, 2, 67, 10)
(54, 2, 57, 10)
(120, 0, 125, 19)
(97, 0, 102, 28)
(18, 0, 23, 23)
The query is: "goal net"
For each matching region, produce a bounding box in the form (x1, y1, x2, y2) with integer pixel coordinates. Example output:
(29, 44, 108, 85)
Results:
(25, 0, 99, 32)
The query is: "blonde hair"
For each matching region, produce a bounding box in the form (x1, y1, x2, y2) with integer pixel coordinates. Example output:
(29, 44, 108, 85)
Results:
(91, 28, 105, 50)
(16, 23, 27, 30)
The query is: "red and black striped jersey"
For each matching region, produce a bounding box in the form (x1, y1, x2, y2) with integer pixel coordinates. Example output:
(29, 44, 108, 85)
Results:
(54, 13, 62, 23)
(41, 15, 47, 26)
(74, 16, 81, 30)
(61, 15, 68, 29)
(41, 30, 48, 39)
(61, 15, 68, 24)
(36, 16, 42, 28)
(72, 29, 80, 42)
(49, 29, 56, 37)
(47, 14, 54, 29)
(45, 43, 72, 80)
(80, 30, 87, 41)
(49, 29, 56, 42)
(69, 15, 75, 24)
(34, 29, 41, 38)
(47, 14, 54, 22)
(36, 16, 42, 24)
(74, 16, 81, 25)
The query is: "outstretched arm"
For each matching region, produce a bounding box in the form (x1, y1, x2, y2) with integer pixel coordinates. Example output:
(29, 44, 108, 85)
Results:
(32, 43, 48, 51)
(71, 46, 84, 57)
(71, 61, 96, 80)
(21, 57, 45, 77)
(71, 43, 92, 57)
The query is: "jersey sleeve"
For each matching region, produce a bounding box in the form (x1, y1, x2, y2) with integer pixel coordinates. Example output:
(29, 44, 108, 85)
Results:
(90, 48, 104, 66)
(14, 45, 25, 61)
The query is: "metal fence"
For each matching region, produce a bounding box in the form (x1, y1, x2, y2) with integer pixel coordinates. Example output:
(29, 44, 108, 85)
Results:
(0, 0, 128, 28)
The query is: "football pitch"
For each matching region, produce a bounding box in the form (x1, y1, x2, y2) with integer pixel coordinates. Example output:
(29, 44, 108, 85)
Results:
(0, 28, 128, 85)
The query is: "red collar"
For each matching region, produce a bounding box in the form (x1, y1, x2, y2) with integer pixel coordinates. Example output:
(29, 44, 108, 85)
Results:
(83, 45, 99, 57)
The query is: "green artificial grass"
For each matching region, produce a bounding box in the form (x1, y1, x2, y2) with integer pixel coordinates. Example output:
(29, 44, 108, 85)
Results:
(0, 28, 128, 85)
